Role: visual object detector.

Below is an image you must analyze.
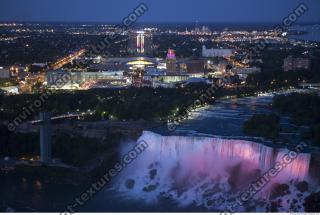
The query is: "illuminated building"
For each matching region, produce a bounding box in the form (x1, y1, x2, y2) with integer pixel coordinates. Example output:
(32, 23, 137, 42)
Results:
(233, 67, 261, 80)
(283, 56, 310, 72)
(202, 45, 234, 58)
(179, 62, 187, 71)
(132, 68, 144, 87)
(0, 68, 10, 79)
(186, 58, 205, 77)
(166, 49, 177, 74)
(137, 32, 145, 54)
(124, 57, 156, 73)
(0, 86, 19, 94)
(9, 66, 21, 77)
(128, 31, 153, 56)
(46, 70, 130, 89)
(144, 73, 189, 84)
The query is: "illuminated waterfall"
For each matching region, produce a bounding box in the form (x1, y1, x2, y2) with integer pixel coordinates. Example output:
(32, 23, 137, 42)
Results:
(115, 131, 311, 211)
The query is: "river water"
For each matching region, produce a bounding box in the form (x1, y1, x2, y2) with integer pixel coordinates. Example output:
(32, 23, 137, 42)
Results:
(288, 24, 320, 42)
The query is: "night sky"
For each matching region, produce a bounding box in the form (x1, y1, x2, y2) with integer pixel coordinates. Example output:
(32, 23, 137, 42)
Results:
(0, 0, 319, 23)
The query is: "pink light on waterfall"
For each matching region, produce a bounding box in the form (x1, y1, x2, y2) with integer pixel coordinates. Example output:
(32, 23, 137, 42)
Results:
(275, 152, 310, 181)
(116, 131, 312, 210)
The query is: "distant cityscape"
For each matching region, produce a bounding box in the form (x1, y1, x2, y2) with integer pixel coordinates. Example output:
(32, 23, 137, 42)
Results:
(0, 22, 318, 94)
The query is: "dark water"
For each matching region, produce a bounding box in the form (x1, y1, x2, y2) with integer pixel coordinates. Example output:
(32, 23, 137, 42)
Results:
(288, 24, 320, 42)
(154, 93, 304, 149)
(0, 176, 79, 212)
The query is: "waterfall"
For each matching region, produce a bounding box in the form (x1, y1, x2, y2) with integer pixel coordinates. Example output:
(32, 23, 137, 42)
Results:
(115, 131, 311, 211)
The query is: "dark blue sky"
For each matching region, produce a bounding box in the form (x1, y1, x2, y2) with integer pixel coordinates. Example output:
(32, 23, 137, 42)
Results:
(0, 0, 319, 23)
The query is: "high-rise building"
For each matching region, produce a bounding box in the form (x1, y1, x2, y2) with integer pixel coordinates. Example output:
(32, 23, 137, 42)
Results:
(186, 58, 205, 77)
(166, 49, 177, 74)
(40, 112, 52, 164)
(132, 68, 144, 87)
(283, 55, 310, 72)
(128, 31, 153, 56)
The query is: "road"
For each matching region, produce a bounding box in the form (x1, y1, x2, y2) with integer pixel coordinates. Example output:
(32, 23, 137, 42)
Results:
(50, 49, 86, 70)
(29, 110, 95, 124)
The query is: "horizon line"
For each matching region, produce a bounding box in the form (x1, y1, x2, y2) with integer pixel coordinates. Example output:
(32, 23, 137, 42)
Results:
(0, 20, 319, 25)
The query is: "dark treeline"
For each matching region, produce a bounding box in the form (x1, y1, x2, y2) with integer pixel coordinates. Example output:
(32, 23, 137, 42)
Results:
(273, 93, 320, 124)
(0, 85, 212, 122)
(272, 92, 320, 144)
(0, 81, 304, 124)
(0, 124, 121, 166)
(247, 49, 320, 88)
(243, 114, 280, 139)
(243, 93, 320, 143)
